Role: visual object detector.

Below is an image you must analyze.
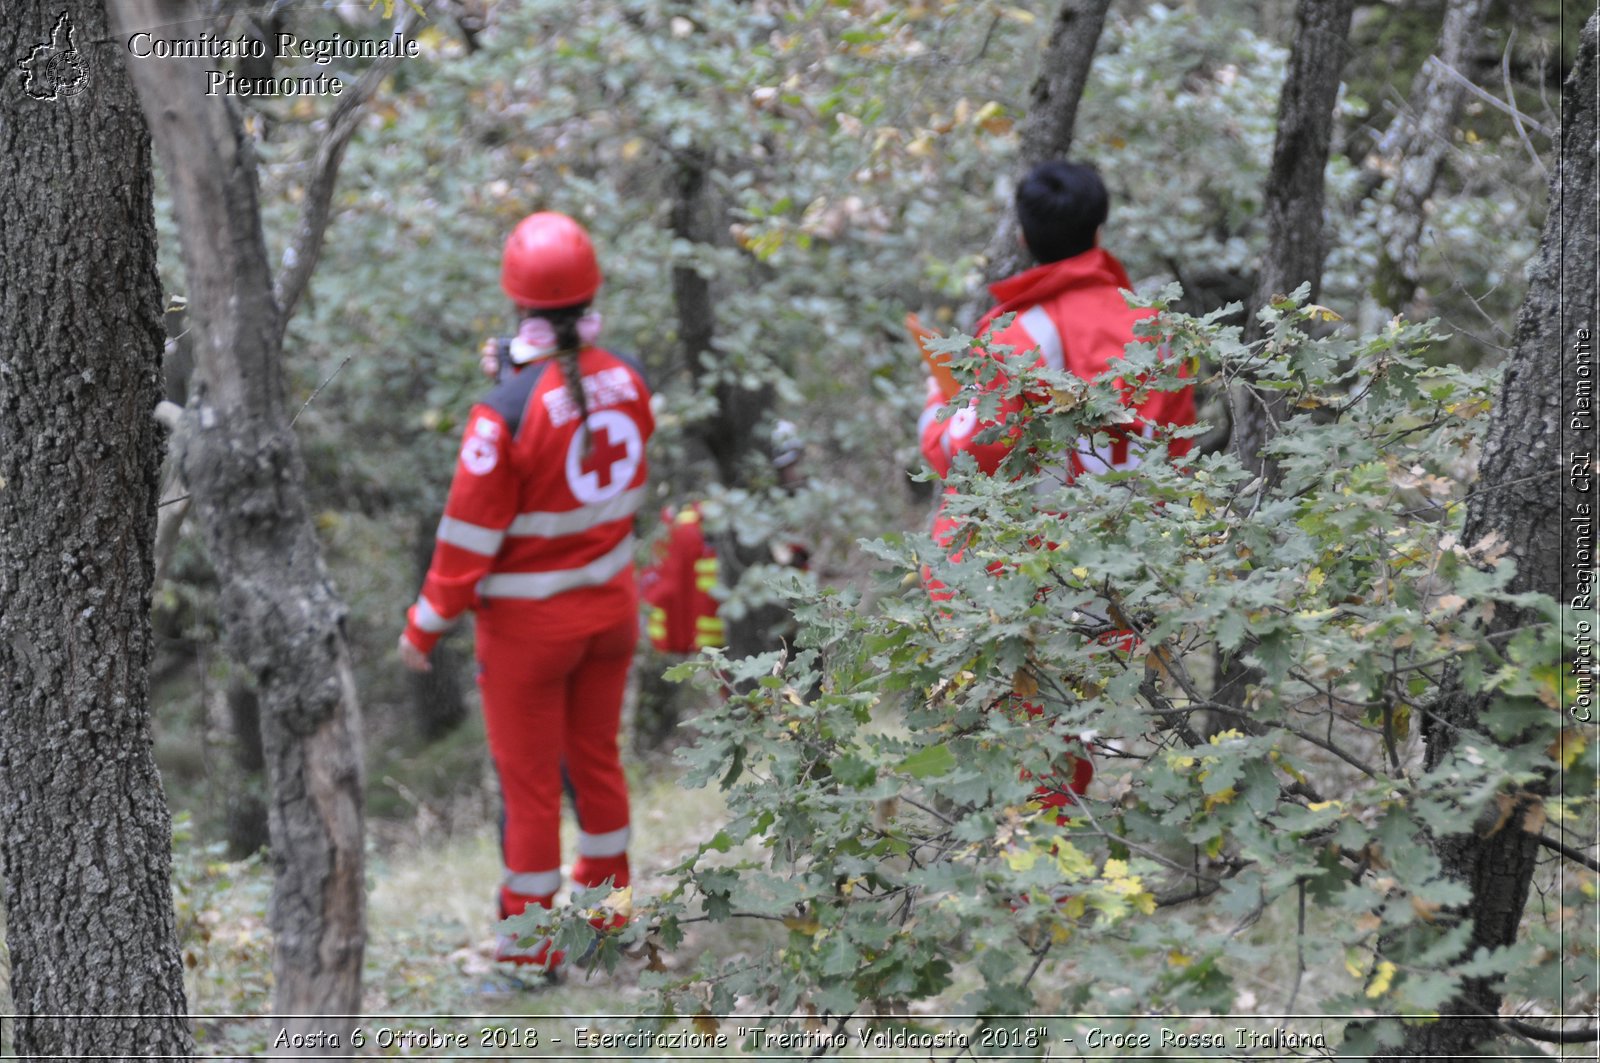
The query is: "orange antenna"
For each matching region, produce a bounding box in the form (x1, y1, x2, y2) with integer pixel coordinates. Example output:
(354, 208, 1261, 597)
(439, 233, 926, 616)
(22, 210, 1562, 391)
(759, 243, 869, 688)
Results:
(906, 312, 959, 400)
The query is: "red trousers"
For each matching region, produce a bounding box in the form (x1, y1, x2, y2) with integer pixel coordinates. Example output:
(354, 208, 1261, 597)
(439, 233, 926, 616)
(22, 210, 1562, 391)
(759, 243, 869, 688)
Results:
(476, 604, 634, 917)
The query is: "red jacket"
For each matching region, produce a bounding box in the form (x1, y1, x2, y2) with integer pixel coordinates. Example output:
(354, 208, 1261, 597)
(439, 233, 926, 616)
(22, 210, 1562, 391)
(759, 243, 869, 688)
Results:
(639, 503, 724, 654)
(919, 248, 1195, 546)
(404, 347, 654, 655)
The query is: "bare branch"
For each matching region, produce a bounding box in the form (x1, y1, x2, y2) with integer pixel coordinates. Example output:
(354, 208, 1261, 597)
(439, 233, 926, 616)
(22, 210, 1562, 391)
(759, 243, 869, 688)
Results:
(273, 2, 427, 325)
(1534, 832, 1600, 873)
(1500, 1019, 1599, 1044)
(1424, 55, 1553, 138)
(289, 353, 354, 427)
(1501, 30, 1549, 180)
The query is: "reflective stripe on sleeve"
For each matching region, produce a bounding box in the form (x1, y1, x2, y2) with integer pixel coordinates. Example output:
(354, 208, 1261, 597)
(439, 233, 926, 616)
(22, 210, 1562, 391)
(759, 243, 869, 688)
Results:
(576, 825, 630, 858)
(1018, 305, 1065, 371)
(436, 516, 506, 556)
(508, 487, 646, 538)
(477, 536, 635, 601)
(411, 595, 455, 633)
(503, 868, 562, 897)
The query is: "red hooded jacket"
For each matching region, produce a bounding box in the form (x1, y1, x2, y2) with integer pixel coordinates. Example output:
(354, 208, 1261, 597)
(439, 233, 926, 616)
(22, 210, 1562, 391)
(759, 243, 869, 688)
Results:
(919, 247, 1195, 547)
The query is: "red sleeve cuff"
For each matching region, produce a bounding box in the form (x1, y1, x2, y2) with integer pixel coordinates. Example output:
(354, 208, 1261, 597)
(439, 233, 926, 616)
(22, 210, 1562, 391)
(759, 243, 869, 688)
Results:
(402, 617, 441, 657)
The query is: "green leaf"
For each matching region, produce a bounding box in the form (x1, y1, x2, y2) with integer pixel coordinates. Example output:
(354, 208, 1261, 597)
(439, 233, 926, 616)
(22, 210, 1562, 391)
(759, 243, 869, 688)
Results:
(896, 743, 956, 779)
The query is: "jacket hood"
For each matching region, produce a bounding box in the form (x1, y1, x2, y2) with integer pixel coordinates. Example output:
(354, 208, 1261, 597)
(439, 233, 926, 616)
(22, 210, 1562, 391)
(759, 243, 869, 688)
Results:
(978, 247, 1134, 334)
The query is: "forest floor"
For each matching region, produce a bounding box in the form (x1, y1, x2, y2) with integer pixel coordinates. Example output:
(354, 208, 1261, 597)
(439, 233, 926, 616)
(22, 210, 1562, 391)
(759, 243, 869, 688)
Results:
(174, 736, 754, 1058)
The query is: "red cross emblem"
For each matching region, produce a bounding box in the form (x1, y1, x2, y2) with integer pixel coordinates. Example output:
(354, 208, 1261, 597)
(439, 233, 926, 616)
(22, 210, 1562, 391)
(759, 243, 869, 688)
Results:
(580, 422, 631, 489)
(566, 409, 642, 503)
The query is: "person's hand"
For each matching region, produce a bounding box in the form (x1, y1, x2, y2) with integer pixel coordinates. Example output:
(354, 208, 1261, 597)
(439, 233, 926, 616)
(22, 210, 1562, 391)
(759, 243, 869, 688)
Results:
(478, 337, 501, 380)
(397, 634, 432, 673)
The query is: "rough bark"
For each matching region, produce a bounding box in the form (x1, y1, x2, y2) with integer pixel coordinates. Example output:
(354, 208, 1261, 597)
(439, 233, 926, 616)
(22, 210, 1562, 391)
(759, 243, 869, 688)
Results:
(1370, 0, 1493, 313)
(1381, 15, 1597, 1060)
(0, 2, 195, 1056)
(976, 0, 1114, 293)
(1231, 0, 1355, 478)
(109, 0, 369, 1038)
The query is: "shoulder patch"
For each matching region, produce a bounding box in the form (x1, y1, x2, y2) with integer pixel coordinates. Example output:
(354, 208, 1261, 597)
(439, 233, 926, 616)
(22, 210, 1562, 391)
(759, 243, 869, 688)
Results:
(460, 434, 499, 475)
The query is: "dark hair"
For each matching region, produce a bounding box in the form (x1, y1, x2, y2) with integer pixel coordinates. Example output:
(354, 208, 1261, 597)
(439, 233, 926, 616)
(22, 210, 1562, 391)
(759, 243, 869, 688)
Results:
(1014, 160, 1109, 264)
(527, 303, 592, 456)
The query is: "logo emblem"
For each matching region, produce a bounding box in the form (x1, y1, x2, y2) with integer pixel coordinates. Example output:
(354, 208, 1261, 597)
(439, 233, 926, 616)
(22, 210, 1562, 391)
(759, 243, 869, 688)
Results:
(461, 436, 499, 476)
(21, 13, 88, 101)
(565, 410, 643, 504)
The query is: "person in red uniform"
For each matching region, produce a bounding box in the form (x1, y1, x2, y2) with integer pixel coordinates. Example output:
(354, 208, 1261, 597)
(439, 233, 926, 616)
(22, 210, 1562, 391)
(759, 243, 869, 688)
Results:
(640, 502, 725, 655)
(640, 421, 808, 658)
(919, 160, 1197, 810)
(398, 211, 654, 970)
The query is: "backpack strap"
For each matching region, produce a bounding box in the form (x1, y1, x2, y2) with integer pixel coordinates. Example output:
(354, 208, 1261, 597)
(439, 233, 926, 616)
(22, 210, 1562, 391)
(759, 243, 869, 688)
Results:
(483, 346, 644, 438)
(607, 348, 649, 389)
(482, 360, 550, 440)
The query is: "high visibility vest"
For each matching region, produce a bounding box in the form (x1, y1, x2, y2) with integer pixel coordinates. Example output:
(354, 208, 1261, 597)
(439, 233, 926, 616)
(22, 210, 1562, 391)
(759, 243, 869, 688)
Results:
(640, 504, 724, 654)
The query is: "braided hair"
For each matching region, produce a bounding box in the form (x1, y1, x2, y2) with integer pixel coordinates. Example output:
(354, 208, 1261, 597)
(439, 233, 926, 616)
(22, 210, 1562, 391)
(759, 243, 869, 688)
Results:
(535, 304, 592, 457)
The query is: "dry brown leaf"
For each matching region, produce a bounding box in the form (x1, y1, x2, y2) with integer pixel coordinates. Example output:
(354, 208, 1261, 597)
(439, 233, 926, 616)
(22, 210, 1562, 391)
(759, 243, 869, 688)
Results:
(1520, 797, 1547, 837)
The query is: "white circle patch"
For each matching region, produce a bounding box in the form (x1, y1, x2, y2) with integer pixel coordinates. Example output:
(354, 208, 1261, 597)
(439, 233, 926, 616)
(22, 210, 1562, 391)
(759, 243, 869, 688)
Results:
(565, 409, 644, 504)
(461, 435, 499, 476)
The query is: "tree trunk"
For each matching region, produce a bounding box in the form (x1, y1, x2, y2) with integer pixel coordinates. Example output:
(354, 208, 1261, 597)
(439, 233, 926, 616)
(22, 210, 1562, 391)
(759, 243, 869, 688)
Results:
(673, 147, 770, 485)
(1214, 0, 1354, 716)
(1383, 15, 1596, 1060)
(0, 2, 195, 1057)
(110, 0, 368, 1038)
(1369, 0, 1493, 314)
(410, 511, 467, 741)
(222, 680, 271, 859)
(975, 0, 1114, 294)
(1231, 0, 1355, 479)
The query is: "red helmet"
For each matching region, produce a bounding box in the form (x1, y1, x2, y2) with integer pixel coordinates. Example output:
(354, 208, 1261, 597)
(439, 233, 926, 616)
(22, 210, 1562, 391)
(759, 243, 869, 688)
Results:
(500, 212, 602, 309)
